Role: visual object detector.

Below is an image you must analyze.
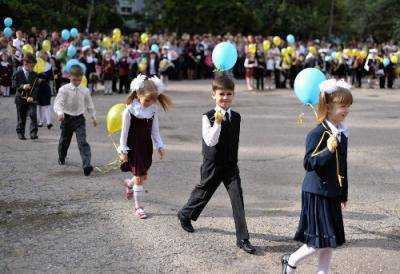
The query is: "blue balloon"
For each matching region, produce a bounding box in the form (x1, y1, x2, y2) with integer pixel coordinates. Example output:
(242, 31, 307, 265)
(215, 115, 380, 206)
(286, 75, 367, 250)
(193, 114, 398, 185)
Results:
(61, 29, 70, 41)
(65, 59, 86, 74)
(150, 44, 159, 53)
(67, 45, 77, 58)
(4, 17, 12, 28)
(331, 52, 337, 59)
(294, 68, 327, 105)
(82, 39, 91, 47)
(383, 57, 390, 67)
(212, 42, 238, 71)
(70, 28, 79, 38)
(286, 34, 295, 44)
(3, 27, 12, 38)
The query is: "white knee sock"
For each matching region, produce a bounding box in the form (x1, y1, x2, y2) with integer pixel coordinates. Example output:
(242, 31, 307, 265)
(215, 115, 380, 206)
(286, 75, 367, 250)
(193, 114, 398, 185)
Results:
(317, 248, 333, 274)
(287, 244, 318, 273)
(133, 185, 144, 208)
(43, 106, 51, 125)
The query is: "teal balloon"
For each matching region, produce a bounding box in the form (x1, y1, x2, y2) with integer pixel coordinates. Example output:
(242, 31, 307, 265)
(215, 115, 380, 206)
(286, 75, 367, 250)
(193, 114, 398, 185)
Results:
(4, 17, 12, 27)
(70, 28, 79, 38)
(82, 39, 91, 47)
(383, 57, 390, 67)
(65, 59, 86, 74)
(150, 44, 159, 53)
(294, 68, 326, 105)
(286, 34, 295, 44)
(331, 52, 337, 59)
(212, 42, 237, 71)
(67, 45, 77, 58)
(61, 29, 70, 40)
(3, 27, 12, 38)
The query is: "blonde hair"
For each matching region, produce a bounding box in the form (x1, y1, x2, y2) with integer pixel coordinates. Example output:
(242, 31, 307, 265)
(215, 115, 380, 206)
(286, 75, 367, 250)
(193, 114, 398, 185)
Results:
(126, 79, 172, 111)
(316, 88, 353, 123)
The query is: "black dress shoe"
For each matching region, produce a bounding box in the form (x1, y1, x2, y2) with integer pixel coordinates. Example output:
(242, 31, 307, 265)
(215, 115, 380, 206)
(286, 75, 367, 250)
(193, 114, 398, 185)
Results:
(30, 135, 38, 140)
(177, 211, 194, 233)
(237, 239, 256, 254)
(47, 124, 53, 129)
(58, 158, 65, 165)
(83, 166, 93, 176)
(18, 134, 26, 140)
(281, 254, 296, 274)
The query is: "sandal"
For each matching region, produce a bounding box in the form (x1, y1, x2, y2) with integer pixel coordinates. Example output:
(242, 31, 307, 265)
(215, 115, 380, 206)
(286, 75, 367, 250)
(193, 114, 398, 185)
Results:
(135, 207, 147, 219)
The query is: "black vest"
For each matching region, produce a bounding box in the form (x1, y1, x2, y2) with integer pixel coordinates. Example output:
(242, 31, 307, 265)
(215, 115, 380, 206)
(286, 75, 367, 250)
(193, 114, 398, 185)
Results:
(202, 109, 241, 165)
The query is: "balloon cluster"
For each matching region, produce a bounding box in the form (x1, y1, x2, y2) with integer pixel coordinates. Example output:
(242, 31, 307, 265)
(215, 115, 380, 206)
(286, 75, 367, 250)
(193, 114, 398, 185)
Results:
(3, 17, 13, 38)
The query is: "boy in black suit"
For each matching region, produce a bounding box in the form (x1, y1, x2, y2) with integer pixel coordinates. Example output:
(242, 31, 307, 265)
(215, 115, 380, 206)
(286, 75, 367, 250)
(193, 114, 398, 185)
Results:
(12, 54, 38, 140)
(178, 74, 255, 254)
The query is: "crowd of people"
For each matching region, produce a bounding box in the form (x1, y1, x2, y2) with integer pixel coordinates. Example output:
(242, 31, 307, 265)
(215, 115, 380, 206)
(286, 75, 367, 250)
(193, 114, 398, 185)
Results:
(0, 28, 400, 99)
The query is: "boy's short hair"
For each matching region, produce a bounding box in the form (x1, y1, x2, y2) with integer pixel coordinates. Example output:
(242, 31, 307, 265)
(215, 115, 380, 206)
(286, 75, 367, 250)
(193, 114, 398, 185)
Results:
(70, 65, 83, 77)
(23, 54, 35, 64)
(212, 73, 235, 92)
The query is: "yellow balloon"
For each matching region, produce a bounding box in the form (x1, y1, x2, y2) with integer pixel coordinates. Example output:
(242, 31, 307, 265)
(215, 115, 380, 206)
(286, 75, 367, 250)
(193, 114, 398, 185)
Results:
(273, 36, 281, 46)
(141, 33, 149, 44)
(138, 59, 147, 72)
(263, 40, 270, 51)
(103, 37, 112, 48)
(113, 28, 121, 37)
(42, 40, 51, 52)
(359, 50, 367, 59)
(281, 48, 288, 56)
(248, 43, 256, 54)
(22, 44, 34, 55)
(286, 46, 294, 56)
(33, 58, 46, 74)
(308, 46, 317, 55)
(113, 34, 122, 44)
(390, 55, 398, 64)
(336, 52, 342, 60)
(343, 48, 350, 56)
(80, 75, 87, 88)
(106, 103, 126, 134)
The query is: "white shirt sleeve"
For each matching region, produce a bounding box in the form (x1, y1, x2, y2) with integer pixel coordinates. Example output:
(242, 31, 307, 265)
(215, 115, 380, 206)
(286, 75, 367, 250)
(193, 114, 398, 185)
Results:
(84, 91, 96, 118)
(118, 108, 131, 154)
(53, 86, 65, 116)
(151, 112, 164, 150)
(202, 115, 221, 147)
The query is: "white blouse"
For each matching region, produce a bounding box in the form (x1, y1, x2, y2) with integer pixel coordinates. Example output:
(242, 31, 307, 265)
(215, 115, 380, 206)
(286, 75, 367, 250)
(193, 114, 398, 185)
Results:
(118, 100, 164, 154)
(325, 119, 349, 142)
(202, 106, 231, 147)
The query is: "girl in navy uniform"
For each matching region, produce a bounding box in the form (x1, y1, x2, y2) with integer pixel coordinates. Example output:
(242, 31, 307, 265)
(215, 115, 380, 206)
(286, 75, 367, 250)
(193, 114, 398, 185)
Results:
(118, 74, 172, 219)
(282, 79, 353, 274)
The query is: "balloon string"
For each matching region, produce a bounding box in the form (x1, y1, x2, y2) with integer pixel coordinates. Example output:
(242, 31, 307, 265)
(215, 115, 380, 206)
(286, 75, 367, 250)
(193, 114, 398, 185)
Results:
(306, 103, 318, 120)
(108, 134, 119, 153)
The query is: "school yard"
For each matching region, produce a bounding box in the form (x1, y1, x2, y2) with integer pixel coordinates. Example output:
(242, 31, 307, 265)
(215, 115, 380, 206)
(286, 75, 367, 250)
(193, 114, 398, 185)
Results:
(1, 80, 399, 273)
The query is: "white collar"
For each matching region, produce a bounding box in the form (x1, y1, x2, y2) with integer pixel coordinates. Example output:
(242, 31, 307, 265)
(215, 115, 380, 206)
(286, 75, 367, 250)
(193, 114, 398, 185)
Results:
(325, 119, 349, 138)
(215, 105, 231, 120)
(1, 61, 9, 66)
(127, 99, 156, 119)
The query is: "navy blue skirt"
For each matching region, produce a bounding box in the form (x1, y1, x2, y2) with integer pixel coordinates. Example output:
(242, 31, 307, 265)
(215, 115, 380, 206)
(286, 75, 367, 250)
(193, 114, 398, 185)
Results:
(294, 191, 345, 248)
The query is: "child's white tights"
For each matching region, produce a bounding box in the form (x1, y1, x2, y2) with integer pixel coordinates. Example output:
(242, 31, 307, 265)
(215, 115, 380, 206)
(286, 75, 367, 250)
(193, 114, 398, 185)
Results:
(287, 244, 332, 274)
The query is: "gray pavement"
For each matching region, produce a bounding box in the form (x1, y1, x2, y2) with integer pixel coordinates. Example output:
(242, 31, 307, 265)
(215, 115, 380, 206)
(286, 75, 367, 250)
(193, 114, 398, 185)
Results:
(0, 80, 399, 273)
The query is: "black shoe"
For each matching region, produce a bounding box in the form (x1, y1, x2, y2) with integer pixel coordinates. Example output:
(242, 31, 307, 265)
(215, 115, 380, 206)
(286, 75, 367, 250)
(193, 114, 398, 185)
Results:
(177, 211, 194, 233)
(30, 135, 38, 140)
(47, 124, 53, 130)
(17, 134, 26, 140)
(237, 239, 256, 254)
(58, 158, 65, 165)
(83, 166, 93, 176)
(281, 254, 296, 274)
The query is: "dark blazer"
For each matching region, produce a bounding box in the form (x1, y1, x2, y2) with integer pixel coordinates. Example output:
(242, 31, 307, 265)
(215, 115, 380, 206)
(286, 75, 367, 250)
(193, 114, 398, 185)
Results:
(12, 67, 38, 105)
(301, 121, 348, 202)
(146, 56, 160, 76)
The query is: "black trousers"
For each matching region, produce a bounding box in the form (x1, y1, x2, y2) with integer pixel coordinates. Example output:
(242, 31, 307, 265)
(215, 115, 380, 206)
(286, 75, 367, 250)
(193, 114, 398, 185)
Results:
(119, 75, 130, 94)
(58, 114, 91, 168)
(180, 161, 250, 241)
(16, 103, 38, 137)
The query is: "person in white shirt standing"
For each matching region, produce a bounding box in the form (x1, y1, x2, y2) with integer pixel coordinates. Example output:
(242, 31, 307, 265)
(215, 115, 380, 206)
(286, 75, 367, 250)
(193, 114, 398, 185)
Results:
(54, 65, 97, 176)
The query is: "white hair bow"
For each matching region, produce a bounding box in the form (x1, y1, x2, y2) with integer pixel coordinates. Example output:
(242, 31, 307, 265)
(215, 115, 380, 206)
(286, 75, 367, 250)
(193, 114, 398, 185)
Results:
(130, 74, 166, 95)
(319, 79, 352, 94)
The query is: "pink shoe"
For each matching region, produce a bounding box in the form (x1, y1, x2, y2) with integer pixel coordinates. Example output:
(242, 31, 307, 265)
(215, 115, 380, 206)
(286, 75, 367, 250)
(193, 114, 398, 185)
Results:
(124, 179, 133, 200)
(134, 207, 147, 219)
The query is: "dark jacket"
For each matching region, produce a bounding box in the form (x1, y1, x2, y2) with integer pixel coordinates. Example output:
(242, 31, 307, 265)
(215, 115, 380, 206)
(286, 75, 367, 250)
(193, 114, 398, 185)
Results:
(301, 122, 348, 202)
(12, 67, 38, 105)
